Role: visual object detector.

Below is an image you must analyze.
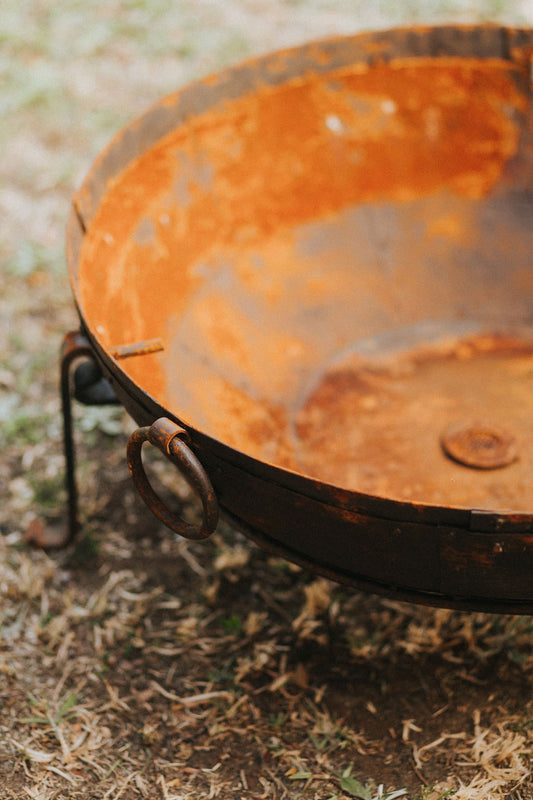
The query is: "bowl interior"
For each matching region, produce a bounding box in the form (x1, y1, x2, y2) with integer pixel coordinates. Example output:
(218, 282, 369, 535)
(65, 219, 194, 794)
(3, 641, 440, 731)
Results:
(76, 31, 533, 511)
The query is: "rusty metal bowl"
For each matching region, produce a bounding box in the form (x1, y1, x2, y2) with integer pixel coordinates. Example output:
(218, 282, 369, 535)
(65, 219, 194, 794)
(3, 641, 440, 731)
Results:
(65, 25, 533, 612)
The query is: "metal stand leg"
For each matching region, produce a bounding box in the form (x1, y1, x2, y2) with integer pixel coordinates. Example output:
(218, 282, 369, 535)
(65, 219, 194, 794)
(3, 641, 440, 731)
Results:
(25, 330, 119, 550)
(25, 331, 94, 550)
(59, 331, 95, 547)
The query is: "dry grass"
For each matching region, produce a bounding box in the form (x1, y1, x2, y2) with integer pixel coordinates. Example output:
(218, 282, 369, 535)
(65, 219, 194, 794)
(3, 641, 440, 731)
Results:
(2, 521, 533, 798)
(3, 1, 533, 798)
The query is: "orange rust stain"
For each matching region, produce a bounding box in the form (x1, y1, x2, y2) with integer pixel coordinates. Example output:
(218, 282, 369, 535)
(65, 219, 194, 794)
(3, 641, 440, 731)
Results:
(169, 292, 311, 400)
(77, 56, 528, 450)
(295, 336, 533, 511)
(425, 213, 466, 241)
(175, 370, 297, 469)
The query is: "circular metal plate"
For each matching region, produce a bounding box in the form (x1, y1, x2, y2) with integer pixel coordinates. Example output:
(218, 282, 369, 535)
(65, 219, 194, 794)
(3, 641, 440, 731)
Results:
(441, 420, 518, 469)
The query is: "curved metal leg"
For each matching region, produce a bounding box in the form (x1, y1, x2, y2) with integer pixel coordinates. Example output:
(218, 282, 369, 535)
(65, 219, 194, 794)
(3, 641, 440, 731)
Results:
(60, 331, 96, 545)
(29, 330, 103, 549)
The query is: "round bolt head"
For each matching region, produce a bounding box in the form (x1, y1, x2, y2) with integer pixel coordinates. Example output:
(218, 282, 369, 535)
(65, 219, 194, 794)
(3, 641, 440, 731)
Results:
(441, 420, 518, 470)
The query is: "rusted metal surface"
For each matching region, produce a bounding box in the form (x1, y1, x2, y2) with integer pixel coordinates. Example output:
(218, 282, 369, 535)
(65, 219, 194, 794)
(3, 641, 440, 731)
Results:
(293, 333, 533, 509)
(126, 417, 219, 540)
(441, 419, 518, 469)
(110, 338, 165, 360)
(65, 25, 533, 611)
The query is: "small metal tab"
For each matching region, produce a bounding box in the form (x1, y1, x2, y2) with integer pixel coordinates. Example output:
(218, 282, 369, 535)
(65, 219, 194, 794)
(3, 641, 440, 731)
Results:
(110, 338, 164, 360)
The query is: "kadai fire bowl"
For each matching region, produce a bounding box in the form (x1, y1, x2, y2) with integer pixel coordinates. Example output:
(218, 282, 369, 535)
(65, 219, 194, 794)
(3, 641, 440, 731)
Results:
(62, 25, 533, 613)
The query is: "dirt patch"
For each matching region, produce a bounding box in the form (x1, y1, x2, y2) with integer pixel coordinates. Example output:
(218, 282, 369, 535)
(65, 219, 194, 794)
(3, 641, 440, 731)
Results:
(2, 458, 533, 798)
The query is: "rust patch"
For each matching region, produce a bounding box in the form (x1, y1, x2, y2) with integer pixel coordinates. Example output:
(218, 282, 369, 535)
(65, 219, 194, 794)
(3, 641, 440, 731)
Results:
(441, 420, 518, 469)
(294, 334, 533, 511)
(78, 58, 526, 383)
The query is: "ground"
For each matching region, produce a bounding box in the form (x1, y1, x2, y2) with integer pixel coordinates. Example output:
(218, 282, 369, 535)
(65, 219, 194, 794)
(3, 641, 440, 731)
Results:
(2, 2, 533, 798)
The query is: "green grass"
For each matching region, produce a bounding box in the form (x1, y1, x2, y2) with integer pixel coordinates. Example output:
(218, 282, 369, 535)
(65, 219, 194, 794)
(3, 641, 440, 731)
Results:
(0, 407, 51, 447)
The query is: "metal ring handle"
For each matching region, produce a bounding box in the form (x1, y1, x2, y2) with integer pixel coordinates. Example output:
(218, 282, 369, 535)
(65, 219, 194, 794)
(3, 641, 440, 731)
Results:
(127, 417, 219, 540)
